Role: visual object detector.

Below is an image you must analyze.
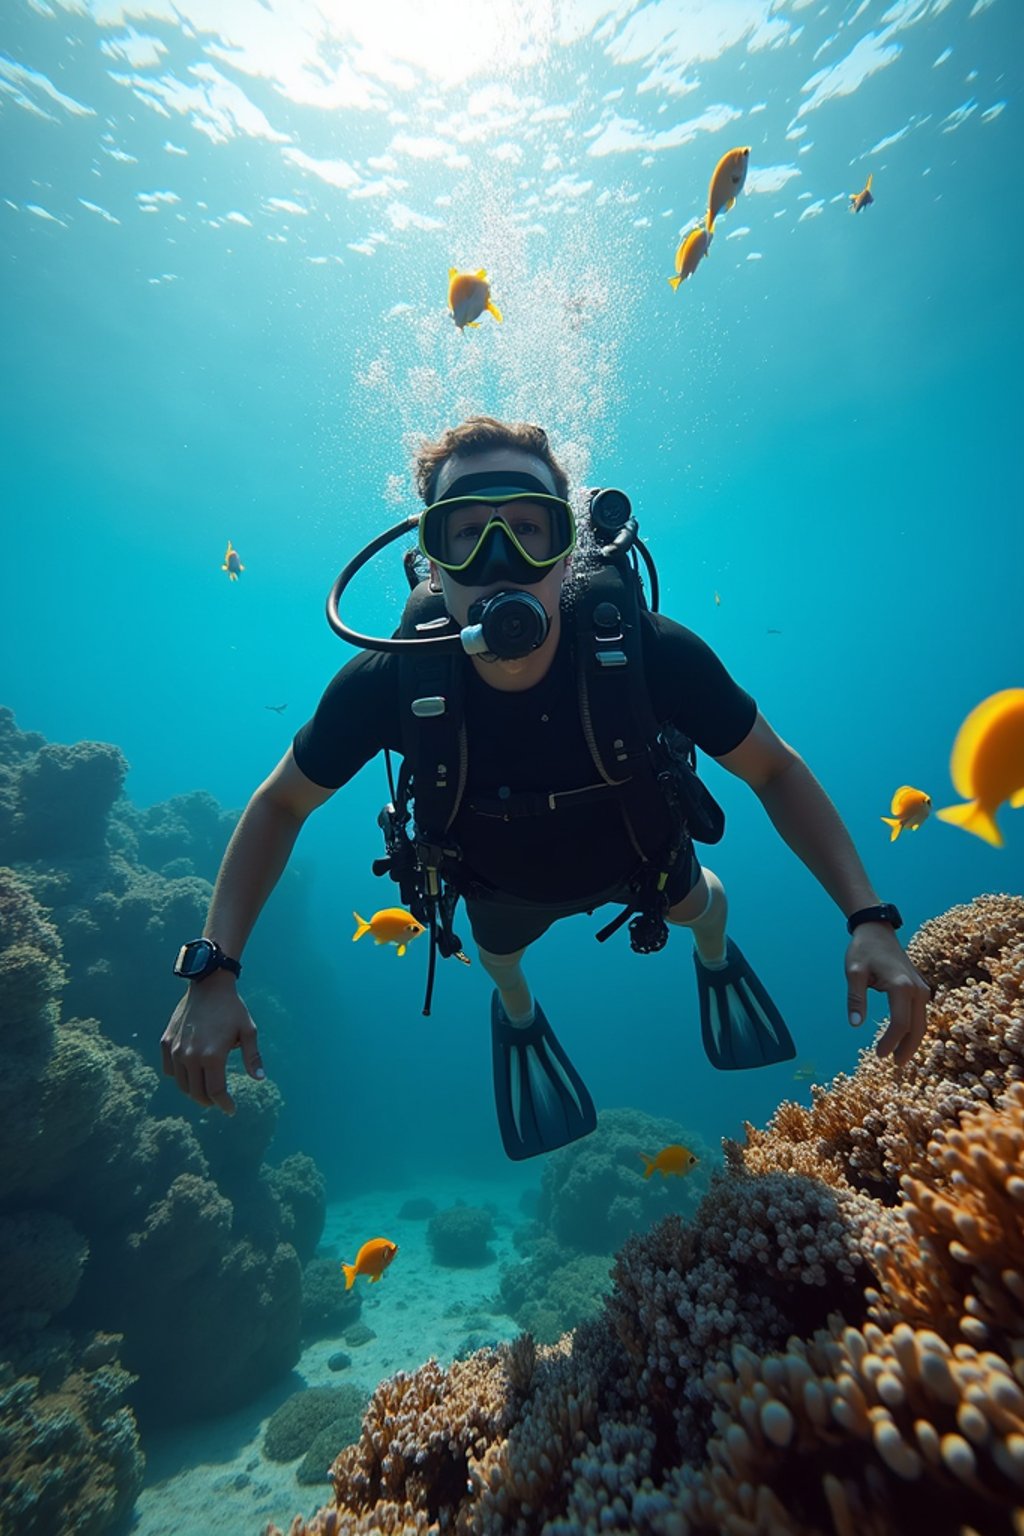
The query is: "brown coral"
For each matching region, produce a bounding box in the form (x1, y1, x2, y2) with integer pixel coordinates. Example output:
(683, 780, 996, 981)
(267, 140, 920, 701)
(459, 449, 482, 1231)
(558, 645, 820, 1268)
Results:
(731, 892, 1024, 1198)
(271, 895, 1024, 1536)
(869, 1082, 1024, 1354)
(679, 1319, 1024, 1536)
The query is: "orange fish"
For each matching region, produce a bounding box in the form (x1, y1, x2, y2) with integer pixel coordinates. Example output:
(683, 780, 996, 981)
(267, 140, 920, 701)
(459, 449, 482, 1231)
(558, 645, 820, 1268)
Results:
(341, 1237, 398, 1291)
(222, 540, 244, 580)
(706, 147, 750, 234)
(850, 174, 874, 213)
(639, 1144, 699, 1180)
(880, 785, 932, 842)
(668, 225, 712, 291)
(447, 268, 503, 333)
(352, 907, 425, 957)
(936, 688, 1024, 848)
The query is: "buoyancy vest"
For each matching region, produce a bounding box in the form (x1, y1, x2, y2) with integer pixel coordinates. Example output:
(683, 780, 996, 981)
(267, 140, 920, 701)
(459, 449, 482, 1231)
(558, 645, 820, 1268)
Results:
(373, 550, 725, 1010)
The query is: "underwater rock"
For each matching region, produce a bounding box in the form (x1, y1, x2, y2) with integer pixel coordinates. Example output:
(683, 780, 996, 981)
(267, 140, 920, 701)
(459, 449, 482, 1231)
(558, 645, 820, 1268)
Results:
(535, 1104, 709, 1255)
(427, 1205, 496, 1268)
(264, 1385, 367, 1465)
(397, 1196, 437, 1221)
(301, 1257, 361, 1340)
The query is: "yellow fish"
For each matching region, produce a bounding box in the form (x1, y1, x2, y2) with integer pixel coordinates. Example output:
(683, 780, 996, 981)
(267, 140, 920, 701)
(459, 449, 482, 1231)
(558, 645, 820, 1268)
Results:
(222, 540, 244, 580)
(880, 785, 932, 842)
(353, 907, 425, 956)
(668, 225, 712, 291)
(447, 268, 503, 333)
(850, 173, 874, 213)
(341, 1237, 398, 1291)
(639, 1144, 699, 1181)
(936, 688, 1024, 848)
(793, 1061, 819, 1084)
(706, 147, 750, 234)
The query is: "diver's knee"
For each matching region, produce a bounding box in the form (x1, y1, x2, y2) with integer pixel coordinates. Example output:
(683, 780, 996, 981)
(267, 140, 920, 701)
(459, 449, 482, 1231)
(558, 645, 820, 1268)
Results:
(477, 945, 527, 968)
(667, 868, 727, 927)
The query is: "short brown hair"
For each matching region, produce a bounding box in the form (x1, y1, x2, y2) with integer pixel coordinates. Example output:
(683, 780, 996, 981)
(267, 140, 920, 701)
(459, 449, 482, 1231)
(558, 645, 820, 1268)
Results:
(413, 416, 570, 503)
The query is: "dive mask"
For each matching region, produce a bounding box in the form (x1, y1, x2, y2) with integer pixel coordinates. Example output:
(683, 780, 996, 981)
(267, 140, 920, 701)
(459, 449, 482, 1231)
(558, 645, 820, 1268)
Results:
(419, 471, 576, 586)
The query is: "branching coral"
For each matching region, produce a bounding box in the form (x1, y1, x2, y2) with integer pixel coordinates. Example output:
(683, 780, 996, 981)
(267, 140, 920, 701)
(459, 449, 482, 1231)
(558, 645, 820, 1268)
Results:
(271, 895, 1024, 1536)
(868, 1082, 1024, 1354)
(731, 892, 1024, 1199)
(677, 1319, 1024, 1536)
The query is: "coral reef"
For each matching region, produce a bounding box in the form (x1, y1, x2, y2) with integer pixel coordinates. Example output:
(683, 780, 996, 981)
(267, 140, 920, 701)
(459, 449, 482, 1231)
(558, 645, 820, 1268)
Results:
(264, 1385, 369, 1463)
(0, 1346, 144, 1536)
(499, 1242, 613, 1344)
(427, 1205, 496, 1268)
(0, 706, 341, 1535)
(535, 1106, 710, 1255)
(301, 1257, 363, 1339)
(268, 893, 1024, 1536)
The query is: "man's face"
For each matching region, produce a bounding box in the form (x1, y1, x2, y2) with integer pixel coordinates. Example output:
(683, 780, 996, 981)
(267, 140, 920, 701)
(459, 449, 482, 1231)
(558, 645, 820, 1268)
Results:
(429, 447, 570, 630)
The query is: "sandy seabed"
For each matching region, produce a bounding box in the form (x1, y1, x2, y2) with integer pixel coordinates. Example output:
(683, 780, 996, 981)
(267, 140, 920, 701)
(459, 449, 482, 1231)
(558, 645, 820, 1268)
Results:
(129, 1176, 529, 1536)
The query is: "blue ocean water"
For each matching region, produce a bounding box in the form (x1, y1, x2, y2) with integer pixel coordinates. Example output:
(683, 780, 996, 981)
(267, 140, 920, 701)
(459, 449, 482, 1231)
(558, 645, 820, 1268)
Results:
(2, 0, 1021, 1190)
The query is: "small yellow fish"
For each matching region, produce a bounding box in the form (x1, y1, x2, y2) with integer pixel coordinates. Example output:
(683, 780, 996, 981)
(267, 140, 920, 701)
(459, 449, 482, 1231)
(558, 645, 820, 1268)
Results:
(341, 1237, 398, 1291)
(936, 688, 1024, 848)
(706, 146, 750, 234)
(714, 590, 721, 607)
(222, 540, 244, 580)
(850, 173, 874, 213)
(793, 1061, 819, 1084)
(668, 225, 712, 291)
(639, 1144, 699, 1181)
(352, 907, 425, 957)
(447, 267, 503, 333)
(881, 785, 932, 842)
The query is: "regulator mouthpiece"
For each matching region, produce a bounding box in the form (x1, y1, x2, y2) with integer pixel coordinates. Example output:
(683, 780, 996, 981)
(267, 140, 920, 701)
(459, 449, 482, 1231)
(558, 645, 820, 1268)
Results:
(461, 590, 550, 660)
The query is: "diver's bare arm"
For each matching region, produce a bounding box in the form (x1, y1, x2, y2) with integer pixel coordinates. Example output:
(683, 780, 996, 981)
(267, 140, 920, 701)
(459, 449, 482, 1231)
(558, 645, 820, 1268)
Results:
(202, 748, 337, 963)
(715, 713, 878, 918)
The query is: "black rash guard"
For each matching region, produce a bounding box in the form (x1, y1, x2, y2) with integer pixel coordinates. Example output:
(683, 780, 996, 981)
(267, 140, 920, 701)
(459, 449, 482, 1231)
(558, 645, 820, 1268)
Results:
(292, 611, 757, 904)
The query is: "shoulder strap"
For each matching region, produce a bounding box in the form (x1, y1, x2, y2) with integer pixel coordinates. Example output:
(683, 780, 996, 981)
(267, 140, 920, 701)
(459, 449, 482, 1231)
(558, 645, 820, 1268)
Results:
(395, 583, 467, 839)
(571, 558, 660, 784)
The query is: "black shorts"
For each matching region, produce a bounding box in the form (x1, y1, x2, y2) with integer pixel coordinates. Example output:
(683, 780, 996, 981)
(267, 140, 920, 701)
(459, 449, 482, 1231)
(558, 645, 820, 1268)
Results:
(464, 846, 702, 955)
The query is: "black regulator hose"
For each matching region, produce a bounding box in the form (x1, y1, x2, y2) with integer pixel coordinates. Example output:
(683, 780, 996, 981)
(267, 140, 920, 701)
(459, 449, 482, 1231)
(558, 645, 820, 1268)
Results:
(326, 514, 463, 654)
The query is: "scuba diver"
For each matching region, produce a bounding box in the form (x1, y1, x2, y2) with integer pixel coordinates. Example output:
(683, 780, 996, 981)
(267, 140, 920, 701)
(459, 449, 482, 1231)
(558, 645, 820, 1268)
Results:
(161, 417, 930, 1159)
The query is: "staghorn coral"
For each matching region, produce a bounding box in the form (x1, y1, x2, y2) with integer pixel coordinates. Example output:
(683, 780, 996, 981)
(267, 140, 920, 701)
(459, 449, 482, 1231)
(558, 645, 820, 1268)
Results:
(272, 895, 1024, 1536)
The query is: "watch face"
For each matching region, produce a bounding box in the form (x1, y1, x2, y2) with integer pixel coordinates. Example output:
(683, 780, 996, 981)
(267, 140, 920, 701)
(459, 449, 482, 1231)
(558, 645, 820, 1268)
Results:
(175, 940, 215, 978)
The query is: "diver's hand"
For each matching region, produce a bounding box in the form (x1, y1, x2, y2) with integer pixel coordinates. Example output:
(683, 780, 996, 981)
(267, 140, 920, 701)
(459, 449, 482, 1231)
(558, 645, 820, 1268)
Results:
(845, 926, 931, 1067)
(160, 970, 265, 1115)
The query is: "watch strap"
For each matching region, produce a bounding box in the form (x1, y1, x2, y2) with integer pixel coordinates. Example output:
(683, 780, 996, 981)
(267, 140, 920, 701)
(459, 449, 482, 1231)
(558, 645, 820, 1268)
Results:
(847, 903, 903, 935)
(174, 939, 242, 981)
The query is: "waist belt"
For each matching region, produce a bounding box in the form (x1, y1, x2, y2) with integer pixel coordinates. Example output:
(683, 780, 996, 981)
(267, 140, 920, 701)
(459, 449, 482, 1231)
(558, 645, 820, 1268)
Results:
(465, 779, 628, 821)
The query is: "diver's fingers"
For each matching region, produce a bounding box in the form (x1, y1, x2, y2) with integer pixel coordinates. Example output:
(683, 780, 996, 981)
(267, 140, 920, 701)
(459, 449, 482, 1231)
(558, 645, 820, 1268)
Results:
(239, 1017, 266, 1082)
(183, 1051, 215, 1109)
(845, 957, 868, 1029)
(893, 970, 930, 1068)
(204, 1060, 235, 1117)
(876, 975, 916, 1064)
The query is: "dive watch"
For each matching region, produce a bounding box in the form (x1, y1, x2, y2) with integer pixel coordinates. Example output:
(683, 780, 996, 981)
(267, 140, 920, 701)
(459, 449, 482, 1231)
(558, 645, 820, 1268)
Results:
(846, 904, 903, 936)
(173, 938, 242, 982)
